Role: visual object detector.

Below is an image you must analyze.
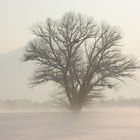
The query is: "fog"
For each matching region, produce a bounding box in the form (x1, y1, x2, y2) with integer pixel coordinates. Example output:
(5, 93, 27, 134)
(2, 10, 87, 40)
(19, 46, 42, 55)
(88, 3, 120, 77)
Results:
(1, 1, 140, 139)
(0, 108, 140, 140)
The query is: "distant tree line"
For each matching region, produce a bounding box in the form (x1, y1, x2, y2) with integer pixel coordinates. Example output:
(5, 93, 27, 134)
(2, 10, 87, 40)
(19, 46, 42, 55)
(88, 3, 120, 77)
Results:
(0, 97, 140, 111)
(97, 96, 140, 107)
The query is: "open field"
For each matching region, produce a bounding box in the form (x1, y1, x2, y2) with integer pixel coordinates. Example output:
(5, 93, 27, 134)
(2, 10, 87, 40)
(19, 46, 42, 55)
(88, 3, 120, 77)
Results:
(0, 107, 140, 140)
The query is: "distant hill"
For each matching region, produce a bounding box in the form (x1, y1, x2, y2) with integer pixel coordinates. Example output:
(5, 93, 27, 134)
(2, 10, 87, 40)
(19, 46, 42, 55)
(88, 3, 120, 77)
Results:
(0, 47, 57, 101)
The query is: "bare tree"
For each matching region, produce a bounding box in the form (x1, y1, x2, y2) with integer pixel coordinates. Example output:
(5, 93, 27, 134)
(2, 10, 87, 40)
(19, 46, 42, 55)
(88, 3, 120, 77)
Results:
(23, 12, 139, 112)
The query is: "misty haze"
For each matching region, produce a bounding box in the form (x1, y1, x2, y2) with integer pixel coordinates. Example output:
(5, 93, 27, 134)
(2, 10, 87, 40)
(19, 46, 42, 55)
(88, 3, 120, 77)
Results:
(1, 0, 140, 140)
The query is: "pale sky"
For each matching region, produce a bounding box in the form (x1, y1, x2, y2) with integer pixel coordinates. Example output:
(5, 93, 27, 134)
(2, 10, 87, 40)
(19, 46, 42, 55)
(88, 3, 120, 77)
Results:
(0, 0, 140, 56)
(0, 0, 140, 101)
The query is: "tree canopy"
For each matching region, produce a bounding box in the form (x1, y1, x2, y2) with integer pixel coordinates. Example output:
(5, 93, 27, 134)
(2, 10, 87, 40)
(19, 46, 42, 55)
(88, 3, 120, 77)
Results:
(23, 12, 139, 112)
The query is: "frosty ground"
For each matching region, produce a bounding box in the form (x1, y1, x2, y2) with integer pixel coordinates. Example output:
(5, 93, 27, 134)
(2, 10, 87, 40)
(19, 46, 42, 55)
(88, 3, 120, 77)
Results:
(0, 107, 140, 140)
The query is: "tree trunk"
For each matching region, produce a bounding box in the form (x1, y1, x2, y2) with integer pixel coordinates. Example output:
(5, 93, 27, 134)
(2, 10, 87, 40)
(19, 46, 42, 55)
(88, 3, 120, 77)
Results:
(71, 105, 82, 113)
(70, 99, 83, 112)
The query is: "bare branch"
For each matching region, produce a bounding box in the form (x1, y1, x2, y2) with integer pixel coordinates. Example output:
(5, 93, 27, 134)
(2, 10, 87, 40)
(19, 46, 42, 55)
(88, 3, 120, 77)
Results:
(23, 12, 140, 111)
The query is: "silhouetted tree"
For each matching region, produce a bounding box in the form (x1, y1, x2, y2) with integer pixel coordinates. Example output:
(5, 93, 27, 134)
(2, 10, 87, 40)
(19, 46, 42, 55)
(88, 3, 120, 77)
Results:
(23, 12, 139, 112)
